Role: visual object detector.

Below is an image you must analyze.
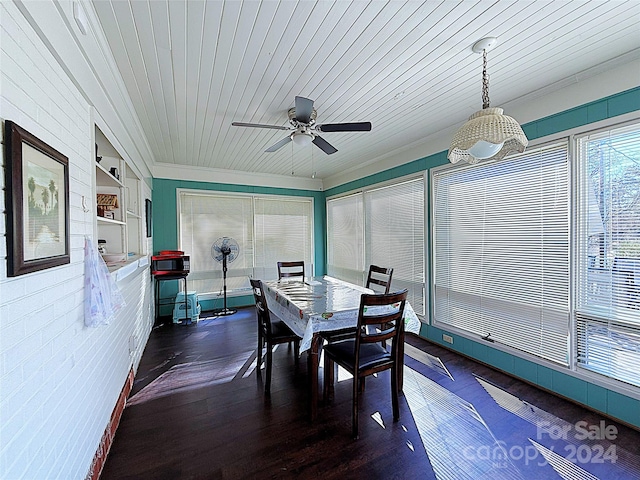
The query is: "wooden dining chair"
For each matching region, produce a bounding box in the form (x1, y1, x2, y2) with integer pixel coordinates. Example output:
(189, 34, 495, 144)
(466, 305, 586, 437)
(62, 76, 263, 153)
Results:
(366, 265, 394, 293)
(366, 265, 394, 347)
(250, 279, 300, 394)
(320, 265, 394, 345)
(277, 261, 305, 280)
(323, 289, 408, 439)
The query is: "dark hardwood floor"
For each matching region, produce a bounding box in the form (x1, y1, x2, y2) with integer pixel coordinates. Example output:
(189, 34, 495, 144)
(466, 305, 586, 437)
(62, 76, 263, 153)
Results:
(100, 307, 640, 480)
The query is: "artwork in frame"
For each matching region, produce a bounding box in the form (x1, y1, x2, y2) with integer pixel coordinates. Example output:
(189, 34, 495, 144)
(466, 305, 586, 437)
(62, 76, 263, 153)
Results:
(4, 121, 70, 276)
(145, 198, 152, 238)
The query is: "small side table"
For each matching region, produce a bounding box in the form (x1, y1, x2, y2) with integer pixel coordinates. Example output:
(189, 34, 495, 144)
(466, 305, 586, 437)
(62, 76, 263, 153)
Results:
(153, 272, 188, 325)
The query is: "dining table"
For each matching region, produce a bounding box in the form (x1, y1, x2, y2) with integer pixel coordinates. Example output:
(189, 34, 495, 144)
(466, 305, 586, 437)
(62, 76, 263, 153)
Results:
(263, 275, 421, 420)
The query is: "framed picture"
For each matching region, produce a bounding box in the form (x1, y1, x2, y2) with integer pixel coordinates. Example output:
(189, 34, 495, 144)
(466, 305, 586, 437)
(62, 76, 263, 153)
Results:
(145, 198, 152, 238)
(4, 121, 70, 276)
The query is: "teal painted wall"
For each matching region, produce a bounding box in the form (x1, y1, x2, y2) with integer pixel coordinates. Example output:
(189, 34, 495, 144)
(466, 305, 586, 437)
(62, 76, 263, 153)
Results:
(325, 86, 640, 429)
(151, 88, 640, 428)
(151, 179, 326, 312)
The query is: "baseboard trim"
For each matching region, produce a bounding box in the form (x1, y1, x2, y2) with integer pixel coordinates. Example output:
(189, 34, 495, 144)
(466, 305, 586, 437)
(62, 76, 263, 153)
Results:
(85, 368, 135, 480)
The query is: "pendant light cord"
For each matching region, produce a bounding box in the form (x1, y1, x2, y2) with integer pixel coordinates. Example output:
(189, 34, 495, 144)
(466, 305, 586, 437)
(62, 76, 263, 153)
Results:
(481, 49, 490, 109)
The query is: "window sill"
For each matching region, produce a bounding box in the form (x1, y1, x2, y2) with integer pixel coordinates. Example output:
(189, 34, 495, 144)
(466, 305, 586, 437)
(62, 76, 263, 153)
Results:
(107, 255, 149, 282)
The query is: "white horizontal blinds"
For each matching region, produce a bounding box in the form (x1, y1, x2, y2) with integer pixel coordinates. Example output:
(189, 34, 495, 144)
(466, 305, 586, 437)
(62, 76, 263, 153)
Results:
(254, 197, 313, 280)
(433, 144, 570, 364)
(576, 123, 640, 387)
(364, 178, 425, 315)
(326, 193, 364, 286)
(179, 192, 254, 294)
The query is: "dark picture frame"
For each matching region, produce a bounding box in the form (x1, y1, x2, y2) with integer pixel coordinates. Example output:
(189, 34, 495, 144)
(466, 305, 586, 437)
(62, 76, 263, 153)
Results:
(145, 198, 152, 238)
(4, 121, 70, 276)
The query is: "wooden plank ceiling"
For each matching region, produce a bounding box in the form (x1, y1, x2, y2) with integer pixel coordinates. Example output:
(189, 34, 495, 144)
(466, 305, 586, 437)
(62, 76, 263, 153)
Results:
(92, 0, 640, 181)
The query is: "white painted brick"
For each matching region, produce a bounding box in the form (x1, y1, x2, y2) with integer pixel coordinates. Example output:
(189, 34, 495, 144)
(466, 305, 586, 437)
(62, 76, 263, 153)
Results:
(0, 76, 38, 121)
(0, 364, 25, 406)
(0, 96, 26, 136)
(0, 444, 28, 480)
(6, 293, 44, 319)
(1, 3, 154, 478)
(1, 371, 39, 423)
(0, 319, 26, 351)
(2, 76, 35, 120)
(20, 352, 46, 386)
(0, 276, 26, 305)
(0, 402, 26, 450)
(2, 331, 43, 368)
(23, 304, 54, 336)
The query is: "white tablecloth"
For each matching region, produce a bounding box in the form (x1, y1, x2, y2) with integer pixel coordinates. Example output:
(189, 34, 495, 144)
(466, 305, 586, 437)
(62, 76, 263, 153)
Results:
(264, 276, 421, 352)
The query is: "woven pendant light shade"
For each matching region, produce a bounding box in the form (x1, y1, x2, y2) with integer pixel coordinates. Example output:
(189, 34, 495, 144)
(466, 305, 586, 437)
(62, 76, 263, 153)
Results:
(448, 107, 528, 164)
(448, 37, 528, 164)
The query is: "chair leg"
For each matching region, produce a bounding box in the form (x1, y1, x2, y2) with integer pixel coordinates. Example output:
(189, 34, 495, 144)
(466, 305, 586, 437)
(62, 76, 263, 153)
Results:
(391, 363, 399, 422)
(294, 339, 300, 366)
(257, 332, 263, 373)
(323, 356, 335, 401)
(265, 342, 273, 394)
(352, 373, 360, 440)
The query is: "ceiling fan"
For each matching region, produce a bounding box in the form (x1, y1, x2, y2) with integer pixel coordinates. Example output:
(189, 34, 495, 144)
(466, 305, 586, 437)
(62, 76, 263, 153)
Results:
(232, 96, 371, 155)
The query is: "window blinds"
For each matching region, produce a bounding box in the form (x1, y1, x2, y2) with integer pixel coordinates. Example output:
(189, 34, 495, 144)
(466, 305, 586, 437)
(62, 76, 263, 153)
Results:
(575, 123, 640, 387)
(364, 179, 425, 315)
(179, 191, 313, 295)
(179, 192, 254, 294)
(327, 193, 364, 285)
(433, 144, 570, 365)
(327, 177, 425, 316)
(254, 197, 313, 280)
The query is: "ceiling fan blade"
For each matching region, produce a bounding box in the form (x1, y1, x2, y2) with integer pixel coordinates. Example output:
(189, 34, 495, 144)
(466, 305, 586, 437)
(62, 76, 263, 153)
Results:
(232, 122, 290, 130)
(265, 136, 292, 152)
(312, 135, 338, 155)
(317, 122, 372, 133)
(295, 96, 314, 124)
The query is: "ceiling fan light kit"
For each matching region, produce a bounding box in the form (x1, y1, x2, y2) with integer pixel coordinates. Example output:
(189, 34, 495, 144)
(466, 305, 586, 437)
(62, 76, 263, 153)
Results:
(292, 130, 314, 147)
(232, 96, 371, 155)
(448, 37, 528, 165)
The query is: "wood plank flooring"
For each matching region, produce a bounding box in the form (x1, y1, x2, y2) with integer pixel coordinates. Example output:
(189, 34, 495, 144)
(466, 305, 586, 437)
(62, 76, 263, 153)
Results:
(100, 307, 640, 480)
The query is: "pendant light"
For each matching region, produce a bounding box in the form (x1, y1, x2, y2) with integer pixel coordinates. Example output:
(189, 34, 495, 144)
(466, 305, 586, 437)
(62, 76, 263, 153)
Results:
(448, 37, 528, 164)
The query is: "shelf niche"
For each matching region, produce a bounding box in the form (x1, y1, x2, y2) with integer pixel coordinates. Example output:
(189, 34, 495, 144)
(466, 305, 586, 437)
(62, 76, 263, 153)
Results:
(94, 126, 142, 269)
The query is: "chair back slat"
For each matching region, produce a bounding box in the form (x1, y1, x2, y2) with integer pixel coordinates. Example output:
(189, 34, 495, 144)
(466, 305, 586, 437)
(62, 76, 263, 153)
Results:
(366, 265, 394, 293)
(355, 290, 407, 348)
(277, 261, 305, 280)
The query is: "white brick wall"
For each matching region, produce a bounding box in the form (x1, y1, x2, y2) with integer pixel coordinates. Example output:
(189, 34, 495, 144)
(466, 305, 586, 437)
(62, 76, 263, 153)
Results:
(0, 2, 153, 479)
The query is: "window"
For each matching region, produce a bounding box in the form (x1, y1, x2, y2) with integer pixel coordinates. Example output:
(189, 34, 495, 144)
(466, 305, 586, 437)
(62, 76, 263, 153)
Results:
(179, 191, 313, 296)
(432, 144, 570, 365)
(576, 122, 640, 387)
(326, 193, 364, 286)
(327, 177, 425, 316)
(254, 197, 314, 280)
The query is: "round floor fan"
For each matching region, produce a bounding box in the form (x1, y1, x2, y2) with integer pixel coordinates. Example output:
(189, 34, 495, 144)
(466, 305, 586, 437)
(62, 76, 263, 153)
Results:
(211, 236, 240, 316)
